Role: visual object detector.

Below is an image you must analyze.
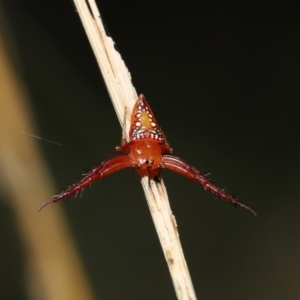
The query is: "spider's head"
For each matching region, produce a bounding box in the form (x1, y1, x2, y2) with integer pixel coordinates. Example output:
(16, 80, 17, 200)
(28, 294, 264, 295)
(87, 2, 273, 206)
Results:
(129, 140, 163, 171)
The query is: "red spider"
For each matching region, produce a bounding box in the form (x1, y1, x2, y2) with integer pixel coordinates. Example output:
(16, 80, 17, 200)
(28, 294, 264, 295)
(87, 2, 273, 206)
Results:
(38, 94, 256, 215)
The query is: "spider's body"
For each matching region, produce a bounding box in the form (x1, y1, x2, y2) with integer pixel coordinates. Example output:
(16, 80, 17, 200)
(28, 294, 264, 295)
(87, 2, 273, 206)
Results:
(115, 96, 171, 178)
(38, 95, 256, 215)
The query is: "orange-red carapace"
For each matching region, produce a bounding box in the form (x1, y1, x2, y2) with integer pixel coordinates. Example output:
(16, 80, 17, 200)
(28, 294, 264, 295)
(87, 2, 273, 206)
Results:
(38, 94, 256, 215)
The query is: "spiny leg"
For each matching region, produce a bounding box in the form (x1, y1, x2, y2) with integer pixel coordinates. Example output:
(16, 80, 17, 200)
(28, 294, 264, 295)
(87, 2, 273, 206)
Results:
(38, 155, 132, 211)
(163, 155, 256, 216)
(121, 106, 128, 146)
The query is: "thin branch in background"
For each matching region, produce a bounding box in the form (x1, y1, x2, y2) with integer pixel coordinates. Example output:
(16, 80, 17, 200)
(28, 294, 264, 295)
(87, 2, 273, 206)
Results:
(0, 5, 95, 299)
(72, 0, 197, 299)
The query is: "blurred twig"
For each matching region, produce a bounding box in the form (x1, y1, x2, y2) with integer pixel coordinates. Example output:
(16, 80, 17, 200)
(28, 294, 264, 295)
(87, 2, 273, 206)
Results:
(0, 8, 95, 300)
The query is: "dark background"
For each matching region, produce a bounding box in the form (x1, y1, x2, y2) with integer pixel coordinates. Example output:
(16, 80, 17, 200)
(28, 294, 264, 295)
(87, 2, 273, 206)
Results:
(1, 1, 300, 299)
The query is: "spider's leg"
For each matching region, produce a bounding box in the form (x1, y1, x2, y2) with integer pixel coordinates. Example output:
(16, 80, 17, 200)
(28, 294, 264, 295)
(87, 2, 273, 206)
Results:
(163, 155, 256, 216)
(38, 155, 132, 211)
(153, 174, 161, 183)
(121, 106, 128, 146)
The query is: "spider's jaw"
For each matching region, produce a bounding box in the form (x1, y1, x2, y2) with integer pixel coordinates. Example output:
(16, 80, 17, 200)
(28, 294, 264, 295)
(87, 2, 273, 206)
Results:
(133, 162, 162, 181)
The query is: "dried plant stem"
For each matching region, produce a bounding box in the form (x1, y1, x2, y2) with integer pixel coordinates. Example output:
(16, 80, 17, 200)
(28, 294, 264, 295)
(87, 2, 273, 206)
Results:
(73, 0, 197, 299)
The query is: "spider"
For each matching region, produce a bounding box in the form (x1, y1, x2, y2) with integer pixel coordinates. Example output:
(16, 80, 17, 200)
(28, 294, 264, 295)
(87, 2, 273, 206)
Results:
(38, 94, 256, 215)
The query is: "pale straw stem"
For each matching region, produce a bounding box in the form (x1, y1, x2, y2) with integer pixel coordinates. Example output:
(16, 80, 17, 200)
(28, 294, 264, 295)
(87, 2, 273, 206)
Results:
(73, 1, 197, 298)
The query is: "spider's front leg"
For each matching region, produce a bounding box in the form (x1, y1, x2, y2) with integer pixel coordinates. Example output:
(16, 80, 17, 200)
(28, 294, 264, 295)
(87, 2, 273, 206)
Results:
(163, 155, 256, 216)
(38, 155, 132, 211)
